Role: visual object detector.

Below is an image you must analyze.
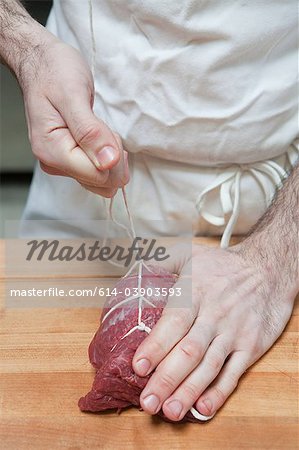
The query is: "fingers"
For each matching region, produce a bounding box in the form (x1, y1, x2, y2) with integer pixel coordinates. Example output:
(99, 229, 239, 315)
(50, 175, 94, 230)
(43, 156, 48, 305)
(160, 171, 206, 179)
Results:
(80, 183, 118, 198)
(133, 306, 194, 375)
(133, 256, 196, 377)
(139, 319, 214, 415)
(57, 91, 121, 171)
(22, 38, 130, 196)
(161, 335, 232, 420)
(60, 95, 130, 190)
(133, 267, 197, 375)
(28, 92, 129, 193)
(108, 149, 130, 187)
(77, 146, 129, 195)
(46, 128, 110, 186)
(194, 350, 250, 417)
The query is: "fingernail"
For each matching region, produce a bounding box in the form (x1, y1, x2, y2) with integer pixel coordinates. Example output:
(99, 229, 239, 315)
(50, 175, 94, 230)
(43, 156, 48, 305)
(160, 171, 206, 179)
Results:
(135, 358, 151, 376)
(199, 398, 213, 414)
(167, 400, 183, 418)
(96, 146, 117, 167)
(143, 394, 160, 413)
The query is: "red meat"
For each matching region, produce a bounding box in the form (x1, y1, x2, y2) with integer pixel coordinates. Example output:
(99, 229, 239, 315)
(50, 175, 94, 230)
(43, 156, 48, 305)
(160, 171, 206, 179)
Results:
(78, 264, 208, 423)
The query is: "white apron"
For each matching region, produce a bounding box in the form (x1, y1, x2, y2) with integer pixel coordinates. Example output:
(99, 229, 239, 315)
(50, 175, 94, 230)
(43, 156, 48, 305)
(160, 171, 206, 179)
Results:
(21, 0, 299, 244)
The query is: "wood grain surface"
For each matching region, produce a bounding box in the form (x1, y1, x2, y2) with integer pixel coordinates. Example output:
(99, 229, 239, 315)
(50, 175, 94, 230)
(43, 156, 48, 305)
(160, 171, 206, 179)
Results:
(0, 238, 298, 450)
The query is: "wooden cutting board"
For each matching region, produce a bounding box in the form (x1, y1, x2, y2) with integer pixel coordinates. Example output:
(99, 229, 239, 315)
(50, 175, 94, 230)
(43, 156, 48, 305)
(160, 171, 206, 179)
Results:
(0, 238, 298, 450)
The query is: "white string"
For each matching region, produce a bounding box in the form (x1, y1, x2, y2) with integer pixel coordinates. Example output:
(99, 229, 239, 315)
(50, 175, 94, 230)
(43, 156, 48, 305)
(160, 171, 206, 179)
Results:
(195, 145, 299, 249)
(220, 170, 241, 248)
(88, 0, 138, 244)
(287, 139, 299, 166)
(189, 407, 215, 421)
(102, 292, 156, 324)
(88, 0, 96, 80)
(88, 0, 155, 351)
(105, 261, 155, 353)
(108, 192, 136, 240)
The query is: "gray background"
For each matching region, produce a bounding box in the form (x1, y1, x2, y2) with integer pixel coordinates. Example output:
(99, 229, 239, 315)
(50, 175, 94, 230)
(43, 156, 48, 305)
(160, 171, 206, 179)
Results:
(0, 1, 52, 235)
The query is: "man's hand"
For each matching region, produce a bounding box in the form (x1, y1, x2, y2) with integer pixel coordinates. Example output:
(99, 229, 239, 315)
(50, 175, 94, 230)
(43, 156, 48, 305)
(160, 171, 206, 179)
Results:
(0, 0, 129, 197)
(132, 245, 296, 420)
(22, 39, 129, 197)
(132, 161, 299, 421)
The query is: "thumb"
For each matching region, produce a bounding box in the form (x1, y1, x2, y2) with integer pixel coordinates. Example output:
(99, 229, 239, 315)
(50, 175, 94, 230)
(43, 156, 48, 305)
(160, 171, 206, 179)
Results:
(59, 92, 120, 170)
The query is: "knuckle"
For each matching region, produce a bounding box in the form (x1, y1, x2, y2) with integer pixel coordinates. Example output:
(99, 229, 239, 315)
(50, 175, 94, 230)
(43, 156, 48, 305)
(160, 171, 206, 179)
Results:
(179, 338, 203, 362)
(213, 306, 226, 321)
(64, 82, 88, 98)
(182, 381, 201, 400)
(250, 339, 261, 355)
(212, 385, 226, 405)
(98, 170, 110, 185)
(157, 370, 177, 391)
(208, 353, 224, 372)
(169, 311, 191, 331)
(226, 370, 239, 389)
(76, 123, 101, 147)
(136, 337, 164, 364)
(247, 331, 262, 354)
(88, 170, 110, 187)
(147, 338, 165, 358)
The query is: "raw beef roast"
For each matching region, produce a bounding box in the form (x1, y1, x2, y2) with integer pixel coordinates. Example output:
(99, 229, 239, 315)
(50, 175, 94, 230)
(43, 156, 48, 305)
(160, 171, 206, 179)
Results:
(78, 264, 207, 423)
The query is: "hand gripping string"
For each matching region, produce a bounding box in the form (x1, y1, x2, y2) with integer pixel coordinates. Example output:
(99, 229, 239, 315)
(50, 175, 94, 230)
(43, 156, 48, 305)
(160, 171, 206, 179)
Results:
(88, 0, 213, 421)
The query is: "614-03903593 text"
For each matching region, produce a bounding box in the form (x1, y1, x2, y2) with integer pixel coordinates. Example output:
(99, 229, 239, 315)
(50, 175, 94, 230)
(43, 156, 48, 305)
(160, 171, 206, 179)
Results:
(9, 286, 183, 298)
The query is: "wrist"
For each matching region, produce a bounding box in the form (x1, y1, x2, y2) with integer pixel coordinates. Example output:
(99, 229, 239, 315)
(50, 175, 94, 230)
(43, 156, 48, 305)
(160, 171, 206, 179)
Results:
(230, 229, 299, 302)
(0, 11, 57, 86)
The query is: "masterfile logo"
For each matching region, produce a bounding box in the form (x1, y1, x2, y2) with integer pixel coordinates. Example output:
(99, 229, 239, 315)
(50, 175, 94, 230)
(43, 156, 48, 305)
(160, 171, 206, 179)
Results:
(25, 238, 170, 267)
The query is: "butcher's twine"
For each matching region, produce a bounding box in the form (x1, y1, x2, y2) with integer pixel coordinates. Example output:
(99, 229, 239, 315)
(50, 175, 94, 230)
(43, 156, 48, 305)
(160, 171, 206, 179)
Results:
(88, 0, 158, 343)
(88, 0, 214, 421)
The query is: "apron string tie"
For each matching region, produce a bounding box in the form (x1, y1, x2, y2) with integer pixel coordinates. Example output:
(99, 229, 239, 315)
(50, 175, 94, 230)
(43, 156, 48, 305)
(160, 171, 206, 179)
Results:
(195, 145, 299, 249)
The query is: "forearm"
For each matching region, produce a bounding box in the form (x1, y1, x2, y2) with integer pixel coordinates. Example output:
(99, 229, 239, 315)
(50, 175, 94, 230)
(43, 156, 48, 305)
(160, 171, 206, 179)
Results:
(0, 0, 54, 83)
(235, 160, 299, 296)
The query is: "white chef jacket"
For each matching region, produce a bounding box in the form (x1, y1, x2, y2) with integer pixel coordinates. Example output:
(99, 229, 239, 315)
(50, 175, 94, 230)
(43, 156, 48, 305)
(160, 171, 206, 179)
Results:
(21, 0, 299, 244)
